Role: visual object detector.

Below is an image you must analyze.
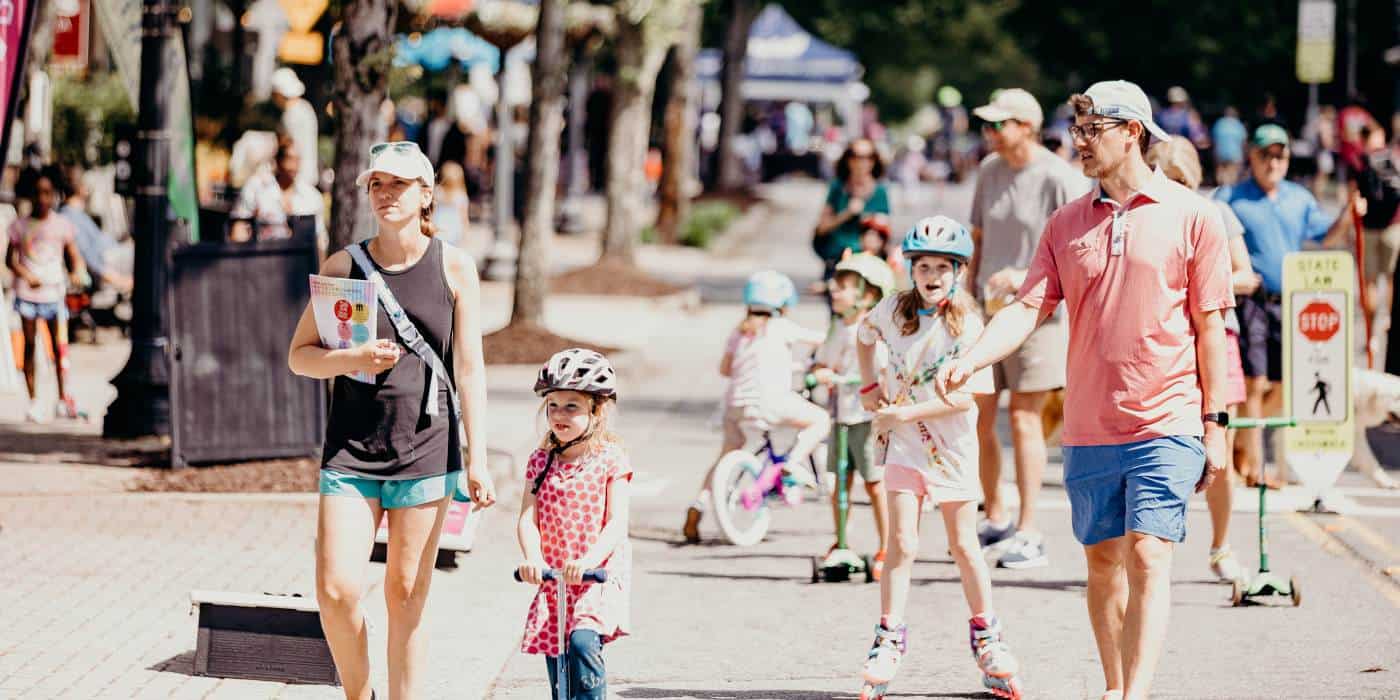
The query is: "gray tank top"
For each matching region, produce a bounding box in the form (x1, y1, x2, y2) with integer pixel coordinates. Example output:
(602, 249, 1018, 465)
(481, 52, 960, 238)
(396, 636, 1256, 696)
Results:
(321, 237, 461, 479)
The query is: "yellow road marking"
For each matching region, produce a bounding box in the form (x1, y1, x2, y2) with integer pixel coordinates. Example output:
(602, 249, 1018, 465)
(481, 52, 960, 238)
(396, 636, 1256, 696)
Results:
(1286, 512, 1400, 607)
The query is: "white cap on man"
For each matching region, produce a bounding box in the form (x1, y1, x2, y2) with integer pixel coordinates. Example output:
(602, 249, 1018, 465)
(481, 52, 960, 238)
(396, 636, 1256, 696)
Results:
(973, 88, 1044, 129)
(355, 142, 436, 189)
(1083, 80, 1170, 142)
(271, 67, 306, 98)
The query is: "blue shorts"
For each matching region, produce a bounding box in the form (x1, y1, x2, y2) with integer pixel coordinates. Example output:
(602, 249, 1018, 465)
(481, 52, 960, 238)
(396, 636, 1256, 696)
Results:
(14, 298, 67, 321)
(1062, 436, 1205, 546)
(319, 470, 460, 510)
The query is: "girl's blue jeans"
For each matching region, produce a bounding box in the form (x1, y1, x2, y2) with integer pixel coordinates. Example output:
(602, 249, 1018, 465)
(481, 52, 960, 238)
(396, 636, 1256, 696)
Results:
(545, 629, 606, 700)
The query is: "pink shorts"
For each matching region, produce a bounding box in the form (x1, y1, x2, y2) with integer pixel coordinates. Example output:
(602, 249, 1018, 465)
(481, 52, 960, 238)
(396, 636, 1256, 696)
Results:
(1225, 329, 1247, 407)
(882, 463, 979, 503)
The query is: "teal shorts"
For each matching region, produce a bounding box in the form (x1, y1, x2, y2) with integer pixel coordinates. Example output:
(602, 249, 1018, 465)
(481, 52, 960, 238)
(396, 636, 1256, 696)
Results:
(319, 470, 461, 510)
(827, 421, 883, 483)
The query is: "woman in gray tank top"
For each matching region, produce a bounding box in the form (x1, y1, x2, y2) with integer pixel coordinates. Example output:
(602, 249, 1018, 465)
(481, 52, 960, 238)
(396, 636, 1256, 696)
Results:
(288, 141, 494, 699)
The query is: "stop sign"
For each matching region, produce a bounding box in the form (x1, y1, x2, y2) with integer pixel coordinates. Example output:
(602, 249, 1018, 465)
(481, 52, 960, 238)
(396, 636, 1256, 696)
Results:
(1298, 301, 1341, 342)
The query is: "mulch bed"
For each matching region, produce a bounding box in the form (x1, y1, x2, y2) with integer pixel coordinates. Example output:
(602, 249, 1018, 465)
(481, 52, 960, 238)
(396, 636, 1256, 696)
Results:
(483, 321, 618, 366)
(129, 458, 320, 493)
(549, 258, 685, 298)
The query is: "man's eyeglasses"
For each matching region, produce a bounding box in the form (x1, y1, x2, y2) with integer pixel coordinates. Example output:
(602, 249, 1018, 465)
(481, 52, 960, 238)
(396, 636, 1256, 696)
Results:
(1068, 120, 1128, 142)
(370, 141, 418, 156)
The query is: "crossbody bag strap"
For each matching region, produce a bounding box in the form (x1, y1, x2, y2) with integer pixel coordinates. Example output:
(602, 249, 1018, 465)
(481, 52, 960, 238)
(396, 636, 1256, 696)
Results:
(345, 243, 464, 435)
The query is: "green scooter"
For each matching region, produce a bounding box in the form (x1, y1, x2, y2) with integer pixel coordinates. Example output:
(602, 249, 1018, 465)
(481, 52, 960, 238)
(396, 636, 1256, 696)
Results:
(1229, 416, 1302, 607)
(807, 373, 874, 584)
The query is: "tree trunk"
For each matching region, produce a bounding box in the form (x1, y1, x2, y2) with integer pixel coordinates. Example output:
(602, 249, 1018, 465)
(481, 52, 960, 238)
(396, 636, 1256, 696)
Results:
(714, 0, 756, 192)
(599, 10, 671, 264)
(328, 0, 397, 253)
(512, 0, 568, 326)
(655, 2, 700, 245)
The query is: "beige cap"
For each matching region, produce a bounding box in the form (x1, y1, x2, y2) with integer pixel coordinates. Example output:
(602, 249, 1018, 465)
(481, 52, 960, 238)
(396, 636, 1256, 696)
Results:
(355, 142, 436, 188)
(973, 88, 1044, 128)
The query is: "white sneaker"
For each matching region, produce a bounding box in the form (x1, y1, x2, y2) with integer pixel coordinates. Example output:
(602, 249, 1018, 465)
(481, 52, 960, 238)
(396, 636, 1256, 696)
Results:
(1209, 546, 1246, 582)
(995, 532, 1049, 569)
(25, 401, 46, 423)
(782, 462, 818, 489)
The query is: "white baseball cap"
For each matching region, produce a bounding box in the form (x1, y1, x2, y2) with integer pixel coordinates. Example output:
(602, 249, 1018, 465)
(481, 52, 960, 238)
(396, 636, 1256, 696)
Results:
(973, 88, 1044, 128)
(355, 142, 436, 188)
(271, 67, 305, 98)
(1083, 80, 1170, 142)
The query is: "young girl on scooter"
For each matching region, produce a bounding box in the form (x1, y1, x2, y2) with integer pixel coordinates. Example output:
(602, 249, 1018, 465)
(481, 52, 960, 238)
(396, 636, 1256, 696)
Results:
(855, 217, 1024, 700)
(516, 349, 632, 699)
(812, 252, 895, 579)
(682, 270, 827, 543)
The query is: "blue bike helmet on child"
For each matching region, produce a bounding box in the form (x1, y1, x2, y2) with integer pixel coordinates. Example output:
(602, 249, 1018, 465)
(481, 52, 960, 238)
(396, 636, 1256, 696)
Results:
(901, 216, 974, 262)
(744, 270, 798, 311)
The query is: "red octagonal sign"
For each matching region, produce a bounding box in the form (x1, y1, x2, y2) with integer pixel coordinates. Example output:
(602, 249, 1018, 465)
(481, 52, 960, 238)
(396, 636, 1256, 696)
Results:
(1298, 301, 1340, 342)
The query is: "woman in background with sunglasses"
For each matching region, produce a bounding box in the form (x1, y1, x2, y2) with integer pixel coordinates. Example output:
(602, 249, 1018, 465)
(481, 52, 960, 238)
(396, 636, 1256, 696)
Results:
(288, 141, 496, 700)
(815, 138, 892, 285)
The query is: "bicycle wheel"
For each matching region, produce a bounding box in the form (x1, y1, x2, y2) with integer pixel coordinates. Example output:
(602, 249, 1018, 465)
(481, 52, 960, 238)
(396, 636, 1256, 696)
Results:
(709, 449, 772, 546)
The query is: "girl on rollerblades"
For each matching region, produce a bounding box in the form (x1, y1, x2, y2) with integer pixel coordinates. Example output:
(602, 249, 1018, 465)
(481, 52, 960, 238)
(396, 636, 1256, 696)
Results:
(855, 217, 1025, 699)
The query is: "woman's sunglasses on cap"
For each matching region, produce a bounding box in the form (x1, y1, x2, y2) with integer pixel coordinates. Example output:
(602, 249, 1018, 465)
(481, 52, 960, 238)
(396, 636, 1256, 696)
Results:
(370, 141, 419, 156)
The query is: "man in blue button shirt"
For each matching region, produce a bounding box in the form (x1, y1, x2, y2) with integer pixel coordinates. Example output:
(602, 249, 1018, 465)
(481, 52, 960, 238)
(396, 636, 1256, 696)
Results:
(1217, 123, 1367, 485)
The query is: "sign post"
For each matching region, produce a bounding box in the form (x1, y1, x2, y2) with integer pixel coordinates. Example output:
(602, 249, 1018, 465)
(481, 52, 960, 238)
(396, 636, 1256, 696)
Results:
(1282, 251, 1355, 496)
(1297, 0, 1336, 153)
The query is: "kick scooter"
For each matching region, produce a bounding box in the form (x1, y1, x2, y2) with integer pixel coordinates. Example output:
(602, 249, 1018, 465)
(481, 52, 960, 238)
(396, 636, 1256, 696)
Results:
(514, 568, 609, 698)
(1229, 417, 1302, 607)
(807, 372, 874, 583)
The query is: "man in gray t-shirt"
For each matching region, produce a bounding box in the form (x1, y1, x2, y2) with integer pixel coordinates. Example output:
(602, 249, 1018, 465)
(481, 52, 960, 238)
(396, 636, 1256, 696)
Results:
(968, 88, 1092, 569)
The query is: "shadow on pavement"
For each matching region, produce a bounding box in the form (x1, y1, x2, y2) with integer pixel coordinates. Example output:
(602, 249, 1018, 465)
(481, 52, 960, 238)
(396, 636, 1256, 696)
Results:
(619, 688, 984, 699)
(0, 423, 168, 466)
(147, 650, 196, 676)
(912, 575, 1086, 593)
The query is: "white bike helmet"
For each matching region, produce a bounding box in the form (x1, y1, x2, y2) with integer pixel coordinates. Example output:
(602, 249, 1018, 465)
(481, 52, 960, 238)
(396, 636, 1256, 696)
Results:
(534, 348, 618, 399)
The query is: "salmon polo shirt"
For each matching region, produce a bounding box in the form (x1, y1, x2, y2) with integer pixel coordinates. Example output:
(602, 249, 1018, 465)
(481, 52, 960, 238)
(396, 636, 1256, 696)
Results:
(1015, 168, 1234, 446)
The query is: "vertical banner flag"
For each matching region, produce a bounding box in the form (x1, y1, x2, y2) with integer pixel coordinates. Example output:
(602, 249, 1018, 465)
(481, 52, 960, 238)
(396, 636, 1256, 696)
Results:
(93, 0, 199, 241)
(0, 0, 37, 169)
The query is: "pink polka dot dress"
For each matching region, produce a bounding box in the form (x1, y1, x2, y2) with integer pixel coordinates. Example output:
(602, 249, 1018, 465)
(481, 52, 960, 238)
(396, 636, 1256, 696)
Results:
(520, 442, 633, 656)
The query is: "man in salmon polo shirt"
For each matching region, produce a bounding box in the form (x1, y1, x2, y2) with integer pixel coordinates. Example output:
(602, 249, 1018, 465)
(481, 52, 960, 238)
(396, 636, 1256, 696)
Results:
(936, 80, 1233, 700)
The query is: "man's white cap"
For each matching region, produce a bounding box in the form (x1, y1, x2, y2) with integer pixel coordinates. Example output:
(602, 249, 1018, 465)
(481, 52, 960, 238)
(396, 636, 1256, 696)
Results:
(355, 142, 436, 188)
(271, 67, 305, 98)
(1083, 80, 1170, 142)
(973, 88, 1044, 128)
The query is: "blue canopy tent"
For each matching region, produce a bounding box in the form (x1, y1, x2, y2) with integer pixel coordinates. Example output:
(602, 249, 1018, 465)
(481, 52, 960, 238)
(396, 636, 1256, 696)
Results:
(696, 4, 868, 136)
(394, 27, 501, 72)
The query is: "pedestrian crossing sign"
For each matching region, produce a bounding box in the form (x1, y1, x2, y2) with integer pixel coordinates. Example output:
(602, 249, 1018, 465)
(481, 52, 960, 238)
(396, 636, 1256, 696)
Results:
(1282, 251, 1354, 484)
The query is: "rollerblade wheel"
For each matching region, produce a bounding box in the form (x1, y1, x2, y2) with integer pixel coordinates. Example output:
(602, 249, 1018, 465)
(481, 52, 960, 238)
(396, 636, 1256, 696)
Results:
(1230, 578, 1244, 607)
(991, 677, 1024, 700)
(1290, 577, 1301, 607)
(862, 555, 874, 583)
(860, 682, 887, 699)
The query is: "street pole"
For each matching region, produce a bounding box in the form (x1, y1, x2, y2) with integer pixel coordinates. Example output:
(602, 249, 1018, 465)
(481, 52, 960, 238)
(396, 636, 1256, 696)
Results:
(556, 43, 590, 234)
(486, 50, 517, 279)
(105, 0, 176, 439)
(1346, 0, 1357, 98)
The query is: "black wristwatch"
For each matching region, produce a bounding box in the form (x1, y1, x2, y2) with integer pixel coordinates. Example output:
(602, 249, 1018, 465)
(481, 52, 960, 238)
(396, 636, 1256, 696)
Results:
(1202, 412, 1230, 428)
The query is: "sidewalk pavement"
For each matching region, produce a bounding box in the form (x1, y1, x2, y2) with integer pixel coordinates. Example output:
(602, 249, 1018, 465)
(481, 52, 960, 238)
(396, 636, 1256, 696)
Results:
(0, 184, 810, 699)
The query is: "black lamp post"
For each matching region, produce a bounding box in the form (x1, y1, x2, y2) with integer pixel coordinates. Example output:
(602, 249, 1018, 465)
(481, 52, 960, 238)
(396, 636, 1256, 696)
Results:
(104, 0, 179, 439)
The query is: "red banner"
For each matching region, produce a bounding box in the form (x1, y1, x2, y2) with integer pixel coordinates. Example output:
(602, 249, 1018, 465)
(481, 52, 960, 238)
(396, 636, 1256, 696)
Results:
(53, 0, 89, 67)
(0, 0, 36, 167)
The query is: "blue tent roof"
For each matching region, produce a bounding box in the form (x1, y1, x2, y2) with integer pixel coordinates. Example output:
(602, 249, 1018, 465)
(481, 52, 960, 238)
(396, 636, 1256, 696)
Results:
(697, 4, 862, 84)
(395, 28, 500, 73)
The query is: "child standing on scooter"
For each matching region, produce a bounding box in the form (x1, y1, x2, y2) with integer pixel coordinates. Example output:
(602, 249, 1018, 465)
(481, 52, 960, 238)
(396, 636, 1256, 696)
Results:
(855, 217, 1024, 700)
(812, 252, 895, 579)
(682, 270, 827, 543)
(516, 349, 632, 700)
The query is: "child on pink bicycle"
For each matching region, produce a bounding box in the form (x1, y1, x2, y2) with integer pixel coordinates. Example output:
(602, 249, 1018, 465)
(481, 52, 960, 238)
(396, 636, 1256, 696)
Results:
(682, 270, 826, 544)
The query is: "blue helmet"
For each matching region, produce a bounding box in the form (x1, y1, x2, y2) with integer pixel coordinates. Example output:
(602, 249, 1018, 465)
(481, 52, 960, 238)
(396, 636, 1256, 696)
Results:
(901, 216, 974, 262)
(744, 270, 798, 310)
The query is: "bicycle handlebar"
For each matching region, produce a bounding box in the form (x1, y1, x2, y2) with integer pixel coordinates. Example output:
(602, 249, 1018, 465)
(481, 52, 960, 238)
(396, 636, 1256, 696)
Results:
(804, 373, 864, 389)
(513, 569, 608, 584)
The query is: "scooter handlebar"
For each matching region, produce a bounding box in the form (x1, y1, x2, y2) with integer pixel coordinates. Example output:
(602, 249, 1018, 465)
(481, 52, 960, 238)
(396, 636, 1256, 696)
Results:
(513, 568, 608, 584)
